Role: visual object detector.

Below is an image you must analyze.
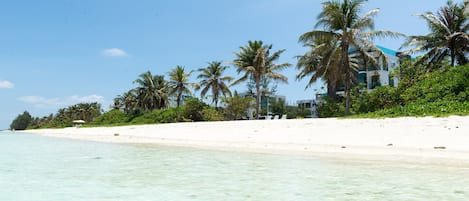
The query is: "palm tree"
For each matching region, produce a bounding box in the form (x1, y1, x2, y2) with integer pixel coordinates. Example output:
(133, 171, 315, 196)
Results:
(197, 61, 233, 107)
(134, 71, 169, 111)
(114, 90, 139, 114)
(299, 0, 402, 115)
(168, 66, 195, 107)
(232, 40, 291, 119)
(296, 35, 342, 102)
(402, 0, 469, 69)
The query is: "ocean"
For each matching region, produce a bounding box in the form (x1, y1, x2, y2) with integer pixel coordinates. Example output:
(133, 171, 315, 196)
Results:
(1, 131, 468, 201)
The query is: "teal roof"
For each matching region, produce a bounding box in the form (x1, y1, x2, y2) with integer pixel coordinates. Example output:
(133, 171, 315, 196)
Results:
(376, 45, 398, 56)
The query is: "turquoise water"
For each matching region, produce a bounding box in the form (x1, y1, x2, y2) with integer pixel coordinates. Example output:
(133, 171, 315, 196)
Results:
(1, 132, 469, 201)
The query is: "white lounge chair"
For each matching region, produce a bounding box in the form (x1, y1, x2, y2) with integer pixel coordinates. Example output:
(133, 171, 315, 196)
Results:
(273, 115, 279, 120)
(281, 114, 287, 120)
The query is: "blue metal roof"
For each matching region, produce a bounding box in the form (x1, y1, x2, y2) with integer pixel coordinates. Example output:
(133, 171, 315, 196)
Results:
(376, 45, 398, 56)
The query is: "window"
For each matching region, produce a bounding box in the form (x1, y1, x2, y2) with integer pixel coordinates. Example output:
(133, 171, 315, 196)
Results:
(389, 75, 394, 87)
(371, 75, 381, 89)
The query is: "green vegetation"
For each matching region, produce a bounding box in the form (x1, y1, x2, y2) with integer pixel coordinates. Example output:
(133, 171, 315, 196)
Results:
(11, 0, 469, 129)
(168, 66, 195, 107)
(232, 40, 291, 119)
(222, 92, 254, 120)
(10, 111, 32, 130)
(197, 61, 233, 108)
(298, 0, 403, 115)
(90, 109, 131, 126)
(320, 64, 469, 118)
(26, 103, 102, 128)
(402, 0, 469, 68)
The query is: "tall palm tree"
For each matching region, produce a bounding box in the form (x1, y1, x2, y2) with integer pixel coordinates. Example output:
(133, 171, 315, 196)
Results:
(299, 0, 402, 115)
(232, 40, 291, 119)
(296, 35, 342, 102)
(197, 61, 233, 107)
(114, 90, 140, 114)
(134, 71, 169, 111)
(402, 0, 469, 69)
(168, 66, 195, 107)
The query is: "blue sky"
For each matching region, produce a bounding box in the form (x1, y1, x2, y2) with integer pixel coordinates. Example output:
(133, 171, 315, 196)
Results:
(0, 0, 457, 129)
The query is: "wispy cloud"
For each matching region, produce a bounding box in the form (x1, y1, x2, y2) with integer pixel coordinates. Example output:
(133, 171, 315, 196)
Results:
(18, 95, 105, 108)
(0, 80, 14, 89)
(102, 48, 128, 57)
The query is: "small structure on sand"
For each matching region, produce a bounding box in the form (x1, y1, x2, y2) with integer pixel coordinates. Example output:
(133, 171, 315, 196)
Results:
(72, 120, 86, 128)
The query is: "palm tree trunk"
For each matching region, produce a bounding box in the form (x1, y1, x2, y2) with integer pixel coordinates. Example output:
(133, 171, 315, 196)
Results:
(341, 33, 351, 115)
(176, 92, 181, 107)
(327, 81, 337, 102)
(451, 48, 456, 67)
(256, 77, 261, 119)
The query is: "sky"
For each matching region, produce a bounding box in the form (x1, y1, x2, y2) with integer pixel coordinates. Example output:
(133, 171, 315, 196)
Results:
(0, 0, 458, 129)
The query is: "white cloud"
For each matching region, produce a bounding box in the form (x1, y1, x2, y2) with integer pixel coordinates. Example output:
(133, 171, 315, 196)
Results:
(102, 48, 128, 57)
(0, 80, 14, 89)
(66, 95, 104, 103)
(18, 96, 47, 104)
(18, 95, 105, 108)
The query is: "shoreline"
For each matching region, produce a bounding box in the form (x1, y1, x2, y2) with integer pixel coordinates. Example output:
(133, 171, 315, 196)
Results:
(20, 116, 469, 166)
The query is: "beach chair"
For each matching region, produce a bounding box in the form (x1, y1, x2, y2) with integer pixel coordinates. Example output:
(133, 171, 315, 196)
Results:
(273, 115, 279, 120)
(281, 114, 287, 120)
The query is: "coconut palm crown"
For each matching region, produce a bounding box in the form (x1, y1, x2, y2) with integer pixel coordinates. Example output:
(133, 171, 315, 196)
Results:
(197, 61, 233, 107)
(232, 40, 291, 119)
(168, 66, 196, 107)
(134, 71, 169, 111)
(402, 0, 469, 69)
(299, 0, 403, 115)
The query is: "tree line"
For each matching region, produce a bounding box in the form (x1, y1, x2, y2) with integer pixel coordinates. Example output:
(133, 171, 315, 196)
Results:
(11, 0, 469, 130)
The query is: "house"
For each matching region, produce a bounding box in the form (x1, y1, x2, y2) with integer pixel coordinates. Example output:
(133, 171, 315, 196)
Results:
(360, 46, 410, 90)
(296, 99, 318, 118)
(340, 46, 410, 92)
(239, 92, 286, 118)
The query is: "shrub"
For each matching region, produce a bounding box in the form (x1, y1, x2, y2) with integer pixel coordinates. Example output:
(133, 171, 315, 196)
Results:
(10, 111, 32, 130)
(357, 101, 469, 118)
(352, 86, 402, 114)
(91, 109, 130, 125)
(130, 107, 185, 124)
(402, 65, 469, 104)
(285, 106, 311, 119)
(183, 98, 208, 121)
(223, 95, 253, 120)
(201, 107, 224, 121)
(317, 98, 345, 118)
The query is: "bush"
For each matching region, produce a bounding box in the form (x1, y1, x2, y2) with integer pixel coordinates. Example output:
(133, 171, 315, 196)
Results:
(10, 111, 32, 130)
(316, 98, 345, 118)
(352, 86, 402, 114)
(402, 65, 469, 104)
(201, 107, 224, 121)
(285, 106, 311, 119)
(156, 107, 186, 123)
(130, 107, 185, 124)
(182, 98, 208, 121)
(356, 101, 469, 118)
(223, 95, 253, 120)
(91, 109, 131, 125)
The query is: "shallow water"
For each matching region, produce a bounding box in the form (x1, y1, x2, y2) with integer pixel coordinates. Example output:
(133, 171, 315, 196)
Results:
(1, 132, 468, 201)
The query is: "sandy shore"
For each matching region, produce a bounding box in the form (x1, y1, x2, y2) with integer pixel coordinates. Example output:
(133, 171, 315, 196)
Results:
(21, 116, 469, 165)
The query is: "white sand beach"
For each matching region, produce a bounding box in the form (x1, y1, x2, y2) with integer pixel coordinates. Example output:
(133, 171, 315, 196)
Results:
(21, 116, 469, 165)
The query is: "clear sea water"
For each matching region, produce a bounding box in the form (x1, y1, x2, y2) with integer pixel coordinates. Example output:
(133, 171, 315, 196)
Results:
(1, 132, 469, 201)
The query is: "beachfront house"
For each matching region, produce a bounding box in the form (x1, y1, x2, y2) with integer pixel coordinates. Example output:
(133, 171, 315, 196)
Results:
(317, 46, 410, 99)
(239, 92, 286, 119)
(348, 46, 410, 91)
(297, 99, 318, 118)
